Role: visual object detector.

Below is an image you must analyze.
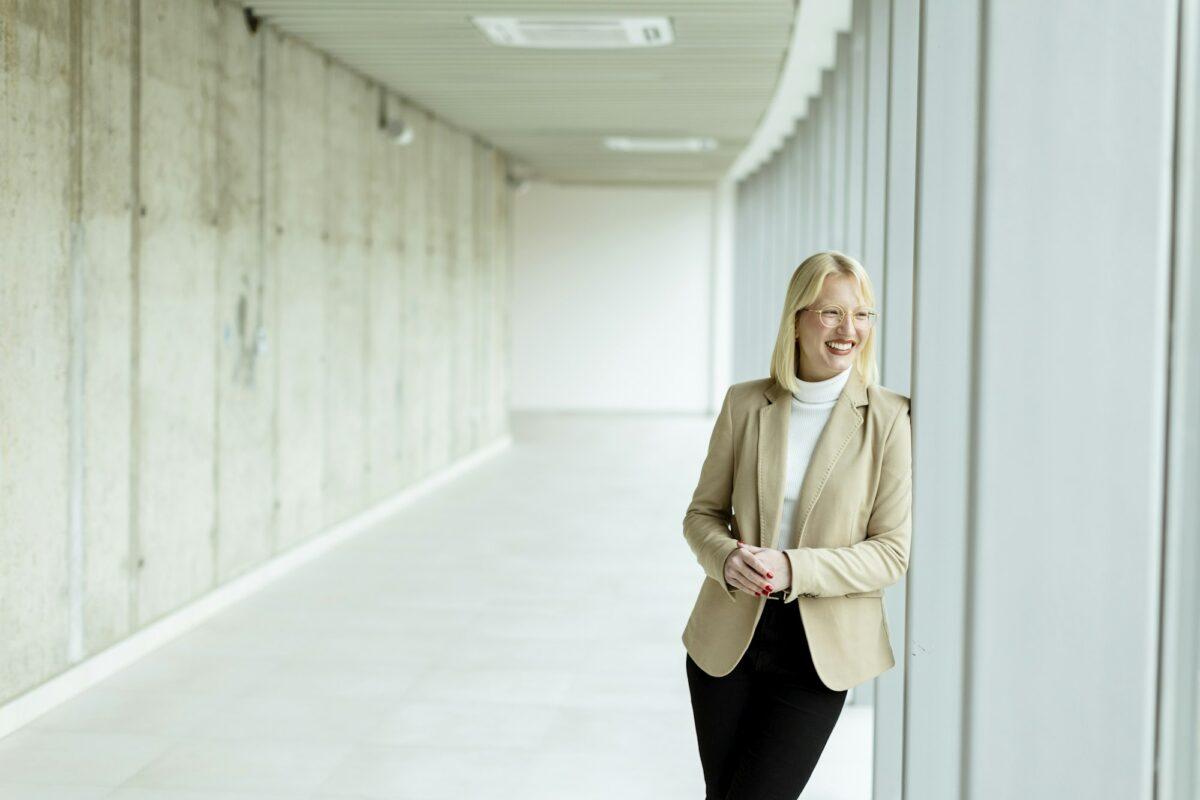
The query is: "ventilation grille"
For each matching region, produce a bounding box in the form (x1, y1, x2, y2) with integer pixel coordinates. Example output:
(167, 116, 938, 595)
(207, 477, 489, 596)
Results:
(471, 16, 674, 49)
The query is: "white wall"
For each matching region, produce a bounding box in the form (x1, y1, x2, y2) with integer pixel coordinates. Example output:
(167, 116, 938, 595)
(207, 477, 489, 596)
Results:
(731, 0, 1193, 796)
(511, 182, 716, 412)
(906, 0, 1178, 796)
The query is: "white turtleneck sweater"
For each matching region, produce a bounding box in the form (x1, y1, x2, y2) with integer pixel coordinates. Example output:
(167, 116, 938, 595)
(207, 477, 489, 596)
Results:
(775, 366, 853, 552)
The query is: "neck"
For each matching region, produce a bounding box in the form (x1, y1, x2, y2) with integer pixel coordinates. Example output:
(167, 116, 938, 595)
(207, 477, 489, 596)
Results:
(791, 364, 852, 404)
(797, 362, 851, 382)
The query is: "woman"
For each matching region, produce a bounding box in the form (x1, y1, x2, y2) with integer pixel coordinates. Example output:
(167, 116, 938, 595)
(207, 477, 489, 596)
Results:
(681, 251, 913, 799)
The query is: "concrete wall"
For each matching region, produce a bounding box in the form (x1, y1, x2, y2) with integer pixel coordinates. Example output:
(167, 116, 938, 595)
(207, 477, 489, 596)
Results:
(0, 0, 511, 707)
(511, 182, 716, 413)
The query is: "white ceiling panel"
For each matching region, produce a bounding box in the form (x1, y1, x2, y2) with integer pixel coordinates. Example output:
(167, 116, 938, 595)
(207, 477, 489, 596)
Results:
(241, 0, 797, 185)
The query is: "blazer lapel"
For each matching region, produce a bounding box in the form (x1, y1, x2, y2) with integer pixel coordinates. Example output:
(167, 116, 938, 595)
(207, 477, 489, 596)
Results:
(758, 368, 869, 550)
(757, 381, 790, 550)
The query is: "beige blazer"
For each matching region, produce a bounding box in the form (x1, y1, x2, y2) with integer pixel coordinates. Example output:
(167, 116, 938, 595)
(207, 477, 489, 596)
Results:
(680, 367, 912, 691)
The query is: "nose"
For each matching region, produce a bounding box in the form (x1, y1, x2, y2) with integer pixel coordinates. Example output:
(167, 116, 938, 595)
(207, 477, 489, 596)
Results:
(836, 314, 856, 338)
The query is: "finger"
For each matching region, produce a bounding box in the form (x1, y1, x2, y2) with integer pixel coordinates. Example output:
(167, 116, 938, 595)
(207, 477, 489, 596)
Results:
(726, 558, 765, 595)
(747, 554, 773, 579)
(749, 559, 776, 590)
(733, 561, 769, 593)
(739, 546, 777, 579)
(733, 576, 759, 595)
(734, 551, 768, 579)
(726, 566, 756, 595)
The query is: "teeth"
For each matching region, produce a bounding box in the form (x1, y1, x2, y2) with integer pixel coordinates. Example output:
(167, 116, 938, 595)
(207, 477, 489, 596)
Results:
(827, 341, 853, 351)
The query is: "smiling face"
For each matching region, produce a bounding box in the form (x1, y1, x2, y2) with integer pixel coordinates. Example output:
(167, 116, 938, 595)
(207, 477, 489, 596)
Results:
(794, 272, 870, 382)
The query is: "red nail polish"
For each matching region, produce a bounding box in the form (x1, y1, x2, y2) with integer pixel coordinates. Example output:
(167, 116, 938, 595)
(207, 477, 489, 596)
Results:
(767, 572, 774, 578)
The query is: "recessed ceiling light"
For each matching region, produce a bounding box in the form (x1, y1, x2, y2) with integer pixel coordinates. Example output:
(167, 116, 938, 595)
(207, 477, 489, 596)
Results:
(605, 137, 718, 153)
(471, 16, 674, 49)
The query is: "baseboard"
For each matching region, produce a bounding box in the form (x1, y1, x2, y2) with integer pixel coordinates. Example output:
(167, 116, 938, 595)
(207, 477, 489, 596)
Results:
(0, 434, 513, 740)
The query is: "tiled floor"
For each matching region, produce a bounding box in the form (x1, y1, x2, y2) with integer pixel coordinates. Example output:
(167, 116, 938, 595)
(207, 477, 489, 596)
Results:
(0, 412, 871, 799)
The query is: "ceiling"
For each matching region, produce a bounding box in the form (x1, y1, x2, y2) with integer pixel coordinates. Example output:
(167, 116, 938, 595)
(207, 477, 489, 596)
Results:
(240, 1, 798, 186)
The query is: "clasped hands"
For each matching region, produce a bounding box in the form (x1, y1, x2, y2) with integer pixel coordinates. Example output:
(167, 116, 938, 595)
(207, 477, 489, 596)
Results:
(723, 541, 792, 597)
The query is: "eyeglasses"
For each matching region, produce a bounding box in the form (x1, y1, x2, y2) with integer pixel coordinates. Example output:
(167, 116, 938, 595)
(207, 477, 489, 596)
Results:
(799, 306, 879, 329)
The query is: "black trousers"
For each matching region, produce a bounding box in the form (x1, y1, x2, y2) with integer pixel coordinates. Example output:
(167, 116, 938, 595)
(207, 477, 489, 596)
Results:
(685, 598, 849, 800)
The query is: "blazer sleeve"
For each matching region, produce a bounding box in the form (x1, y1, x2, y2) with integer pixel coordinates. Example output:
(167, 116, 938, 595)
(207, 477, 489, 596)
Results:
(682, 385, 742, 603)
(782, 399, 912, 600)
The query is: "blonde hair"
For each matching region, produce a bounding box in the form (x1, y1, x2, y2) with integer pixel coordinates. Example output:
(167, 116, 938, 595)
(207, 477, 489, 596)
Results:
(769, 250, 880, 393)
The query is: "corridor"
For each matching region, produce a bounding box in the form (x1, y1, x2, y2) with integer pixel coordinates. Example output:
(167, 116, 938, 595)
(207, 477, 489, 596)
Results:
(0, 412, 872, 799)
(4, 0, 1196, 796)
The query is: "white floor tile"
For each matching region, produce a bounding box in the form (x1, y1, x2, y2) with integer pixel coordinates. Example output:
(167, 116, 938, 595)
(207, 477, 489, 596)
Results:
(314, 743, 529, 799)
(0, 413, 872, 799)
(0, 785, 111, 799)
(0, 730, 174, 788)
(115, 738, 353, 794)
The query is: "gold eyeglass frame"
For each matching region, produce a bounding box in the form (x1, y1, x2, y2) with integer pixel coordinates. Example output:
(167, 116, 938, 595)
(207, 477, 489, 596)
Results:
(798, 305, 880, 329)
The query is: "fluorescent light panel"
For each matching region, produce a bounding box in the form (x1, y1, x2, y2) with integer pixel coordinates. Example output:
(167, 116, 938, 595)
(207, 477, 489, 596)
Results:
(605, 137, 718, 153)
(471, 16, 674, 49)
